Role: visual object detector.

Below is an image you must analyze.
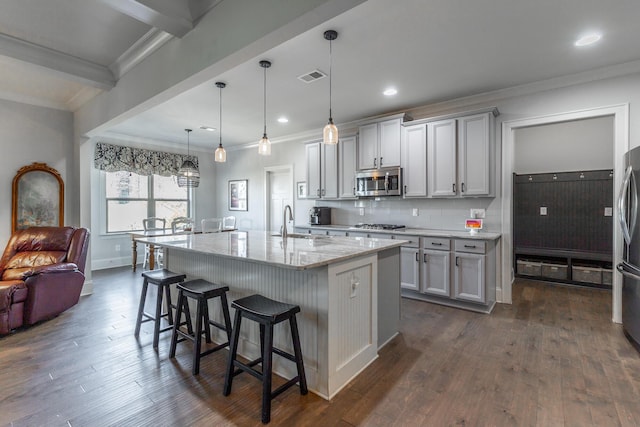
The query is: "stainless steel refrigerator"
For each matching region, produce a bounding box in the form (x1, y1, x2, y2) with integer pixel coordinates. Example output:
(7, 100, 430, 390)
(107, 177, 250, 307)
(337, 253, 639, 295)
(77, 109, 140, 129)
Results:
(617, 146, 640, 349)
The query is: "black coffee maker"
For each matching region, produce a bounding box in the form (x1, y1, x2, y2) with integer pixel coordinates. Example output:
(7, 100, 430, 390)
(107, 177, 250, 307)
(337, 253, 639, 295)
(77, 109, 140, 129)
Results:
(309, 207, 331, 225)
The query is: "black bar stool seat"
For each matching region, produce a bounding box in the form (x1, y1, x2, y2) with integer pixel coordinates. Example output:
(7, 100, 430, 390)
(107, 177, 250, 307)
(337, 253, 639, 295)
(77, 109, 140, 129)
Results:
(134, 269, 188, 349)
(169, 279, 232, 375)
(223, 294, 308, 424)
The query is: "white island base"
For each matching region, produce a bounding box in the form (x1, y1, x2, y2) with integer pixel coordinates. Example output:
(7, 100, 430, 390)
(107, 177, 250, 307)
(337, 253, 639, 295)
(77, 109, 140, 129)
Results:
(164, 245, 400, 400)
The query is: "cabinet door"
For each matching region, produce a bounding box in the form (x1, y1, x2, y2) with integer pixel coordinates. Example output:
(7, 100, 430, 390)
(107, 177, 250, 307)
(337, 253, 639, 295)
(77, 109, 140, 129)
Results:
(322, 142, 338, 199)
(400, 246, 420, 291)
(427, 119, 457, 197)
(339, 135, 357, 199)
(358, 123, 378, 170)
(401, 124, 427, 197)
(458, 113, 490, 196)
(305, 142, 321, 199)
(421, 249, 450, 296)
(378, 118, 401, 168)
(453, 253, 485, 303)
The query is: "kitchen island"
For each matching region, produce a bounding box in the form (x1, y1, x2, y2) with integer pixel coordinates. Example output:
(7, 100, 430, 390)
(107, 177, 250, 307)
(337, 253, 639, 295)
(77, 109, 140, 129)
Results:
(135, 231, 405, 399)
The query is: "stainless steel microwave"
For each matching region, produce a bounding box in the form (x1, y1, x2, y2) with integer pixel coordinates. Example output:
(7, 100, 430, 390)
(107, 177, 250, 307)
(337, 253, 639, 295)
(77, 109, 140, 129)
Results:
(355, 167, 402, 197)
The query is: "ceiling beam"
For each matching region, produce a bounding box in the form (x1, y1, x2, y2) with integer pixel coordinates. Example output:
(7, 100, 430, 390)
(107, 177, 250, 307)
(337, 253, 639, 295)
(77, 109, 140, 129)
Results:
(0, 33, 115, 90)
(99, 0, 194, 37)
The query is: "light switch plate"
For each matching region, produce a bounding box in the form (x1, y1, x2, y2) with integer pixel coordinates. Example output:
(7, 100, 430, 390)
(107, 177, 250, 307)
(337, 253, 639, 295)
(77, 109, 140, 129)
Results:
(359, 208, 365, 216)
(604, 207, 613, 217)
(412, 208, 419, 216)
(540, 207, 548, 215)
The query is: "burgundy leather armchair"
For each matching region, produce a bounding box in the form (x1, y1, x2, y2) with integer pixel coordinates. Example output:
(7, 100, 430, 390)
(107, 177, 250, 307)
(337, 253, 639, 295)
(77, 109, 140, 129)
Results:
(0, 226, 89, 335)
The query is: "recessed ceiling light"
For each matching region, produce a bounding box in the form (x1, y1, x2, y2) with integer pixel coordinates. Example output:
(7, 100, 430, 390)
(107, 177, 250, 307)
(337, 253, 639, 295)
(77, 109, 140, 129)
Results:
(277, 117, 289, 123)
(383, 88, 398, 96)
(575, 33, 602, 47)
(200, 126, 216, 131)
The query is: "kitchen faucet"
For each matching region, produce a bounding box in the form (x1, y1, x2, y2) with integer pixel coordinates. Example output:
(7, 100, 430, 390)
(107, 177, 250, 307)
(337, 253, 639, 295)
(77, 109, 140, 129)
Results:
(282, 204, 293, 239)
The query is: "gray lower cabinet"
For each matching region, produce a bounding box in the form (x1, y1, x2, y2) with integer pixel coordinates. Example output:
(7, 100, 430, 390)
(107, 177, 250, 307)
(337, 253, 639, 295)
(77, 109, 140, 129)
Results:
(400, 241, 420, 291)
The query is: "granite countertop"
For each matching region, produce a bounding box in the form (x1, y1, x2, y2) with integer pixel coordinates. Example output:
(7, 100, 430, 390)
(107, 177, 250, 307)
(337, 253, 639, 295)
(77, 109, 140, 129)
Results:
(135, 230, 406, 270)
(294, 224, 501, 241)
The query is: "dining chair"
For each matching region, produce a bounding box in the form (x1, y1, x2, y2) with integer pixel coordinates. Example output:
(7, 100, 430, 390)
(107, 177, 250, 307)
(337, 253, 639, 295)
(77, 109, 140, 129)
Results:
(171, 217, 194, 233)
(142, 217, 166, 269)
(201, 218, 223, 233)
(222, 216, 236, 230)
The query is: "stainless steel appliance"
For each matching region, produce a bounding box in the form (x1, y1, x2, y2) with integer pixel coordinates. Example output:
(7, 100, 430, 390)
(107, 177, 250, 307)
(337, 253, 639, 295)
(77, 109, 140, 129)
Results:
(355, 167, 402, 197)
(617, 146, 640, 350)
(309, 207, 331, 225)
(349, 223, 406, 230)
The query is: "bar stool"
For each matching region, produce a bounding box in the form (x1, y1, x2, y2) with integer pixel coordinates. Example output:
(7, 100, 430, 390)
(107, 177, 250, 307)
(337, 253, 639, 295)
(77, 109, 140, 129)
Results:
(134, 269, 188, 349)
(169, 279, 233, 375)
(223, 294, 308, 424)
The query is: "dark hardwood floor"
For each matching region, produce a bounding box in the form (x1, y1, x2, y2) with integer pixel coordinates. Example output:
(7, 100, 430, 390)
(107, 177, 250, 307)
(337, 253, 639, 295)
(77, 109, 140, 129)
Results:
(2, 268, 640, 426)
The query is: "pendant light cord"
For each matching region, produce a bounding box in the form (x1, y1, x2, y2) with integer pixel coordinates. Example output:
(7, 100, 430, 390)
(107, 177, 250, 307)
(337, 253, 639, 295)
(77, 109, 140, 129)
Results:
(219, 86, 223, 147)
(263, 64, 267, 136)
(329, 37, 333, 122)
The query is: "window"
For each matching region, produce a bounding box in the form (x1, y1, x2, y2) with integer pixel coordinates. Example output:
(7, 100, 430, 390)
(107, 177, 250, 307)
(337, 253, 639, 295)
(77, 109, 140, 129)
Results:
(105, 171, 190, 233)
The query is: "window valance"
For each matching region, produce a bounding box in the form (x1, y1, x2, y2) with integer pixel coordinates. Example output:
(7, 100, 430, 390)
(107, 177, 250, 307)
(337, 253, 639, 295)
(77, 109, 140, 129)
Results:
(94, 142, 199, 177)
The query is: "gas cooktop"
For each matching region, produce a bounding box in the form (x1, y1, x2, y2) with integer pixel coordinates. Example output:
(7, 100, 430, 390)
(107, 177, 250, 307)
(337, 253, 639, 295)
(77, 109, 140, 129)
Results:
(350, 223, 406, 230)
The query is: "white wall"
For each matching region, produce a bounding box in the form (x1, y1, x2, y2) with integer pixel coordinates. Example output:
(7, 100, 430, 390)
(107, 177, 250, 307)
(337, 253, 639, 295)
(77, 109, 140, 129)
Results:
(514, 116, 614, 174)
(0, 99, 74, 247)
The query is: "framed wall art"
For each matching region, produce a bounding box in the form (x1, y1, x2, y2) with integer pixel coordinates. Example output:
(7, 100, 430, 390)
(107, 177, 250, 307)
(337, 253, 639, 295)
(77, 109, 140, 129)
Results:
(12, 162, 64, 232)
(297, 181, 307, 199)
(229, 179, 248, 211)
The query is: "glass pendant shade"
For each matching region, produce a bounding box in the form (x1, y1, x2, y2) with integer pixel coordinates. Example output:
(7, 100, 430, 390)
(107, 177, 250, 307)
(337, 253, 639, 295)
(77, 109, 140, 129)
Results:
(323, 119, 339, 145)
(258, 134, 271, 155)
(258, 60, 272, 156)
(214, 81, 227, 163)
(177, 128, 200, 188)
(214, 144, 226, 162)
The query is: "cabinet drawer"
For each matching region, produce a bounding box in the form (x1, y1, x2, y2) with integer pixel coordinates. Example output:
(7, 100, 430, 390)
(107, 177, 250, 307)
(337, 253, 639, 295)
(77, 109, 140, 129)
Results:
(454, 239, 486, 254)
(422, 237, 450, 251)
(393, 234, 420, 248)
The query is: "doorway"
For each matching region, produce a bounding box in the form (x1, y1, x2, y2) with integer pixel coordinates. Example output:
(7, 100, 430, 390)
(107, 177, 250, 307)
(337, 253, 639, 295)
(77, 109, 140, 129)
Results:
(264, 165, 293, 233)
(501, 104, 629, 323)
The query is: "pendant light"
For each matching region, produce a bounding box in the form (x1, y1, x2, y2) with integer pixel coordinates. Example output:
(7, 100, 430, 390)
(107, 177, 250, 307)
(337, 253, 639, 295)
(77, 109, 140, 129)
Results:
(258, 60, 272, 156)
(323, 30, 339, 145)
(214, 82, 227, 162)
(177, 128, 200, 188)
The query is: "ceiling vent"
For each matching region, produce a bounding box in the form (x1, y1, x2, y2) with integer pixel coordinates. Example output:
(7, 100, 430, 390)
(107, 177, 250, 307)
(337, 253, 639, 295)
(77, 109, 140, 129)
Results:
(297, 69, 326, 83)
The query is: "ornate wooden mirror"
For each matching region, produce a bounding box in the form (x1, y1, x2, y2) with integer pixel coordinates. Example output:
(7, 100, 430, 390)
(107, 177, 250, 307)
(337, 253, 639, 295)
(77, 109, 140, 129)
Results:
(12, 162, 64, 233)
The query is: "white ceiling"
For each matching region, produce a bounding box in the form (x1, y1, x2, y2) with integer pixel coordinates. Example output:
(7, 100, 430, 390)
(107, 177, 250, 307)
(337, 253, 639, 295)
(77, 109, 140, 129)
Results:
(2, 0, 640, 149)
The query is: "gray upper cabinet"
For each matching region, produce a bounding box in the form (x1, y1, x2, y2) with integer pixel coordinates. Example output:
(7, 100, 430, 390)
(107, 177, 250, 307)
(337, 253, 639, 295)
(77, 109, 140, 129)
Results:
(427, 111, 494, 198)
(358, 117, 402, 170)
(338, 135, 358, 199)
(401, 123, 428, 198)
(305, 141, 338, 199)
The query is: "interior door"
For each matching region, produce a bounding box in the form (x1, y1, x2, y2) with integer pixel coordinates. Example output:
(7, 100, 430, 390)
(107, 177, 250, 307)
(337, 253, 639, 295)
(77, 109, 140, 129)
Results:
(268, 169, 292, 233)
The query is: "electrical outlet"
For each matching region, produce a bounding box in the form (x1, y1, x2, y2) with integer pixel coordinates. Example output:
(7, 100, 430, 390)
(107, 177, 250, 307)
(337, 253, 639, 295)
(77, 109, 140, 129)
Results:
(412, 208, 419, 216)
(115, 244, 120, 251)
(359, 208, 365, 216)
(470, 209, 486, 219)
(540, 207, 548, 216)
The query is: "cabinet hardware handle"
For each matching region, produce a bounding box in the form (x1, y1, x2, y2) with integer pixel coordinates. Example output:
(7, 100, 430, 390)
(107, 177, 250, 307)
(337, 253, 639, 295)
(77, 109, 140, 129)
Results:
(464, 244, 476, 248)
(353, 187, 356, 195)
(380, 157, 383, 166)
(373, 158, 377, 168)
(453, 183, 456, 193)
(415, 252, 419, 262)
(461, 182, 465, 193)
(423, 253, 428, 263)
(431, 242, 442, 246)
(404, 185, 407, 194)
(455, 256, 459, 266)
